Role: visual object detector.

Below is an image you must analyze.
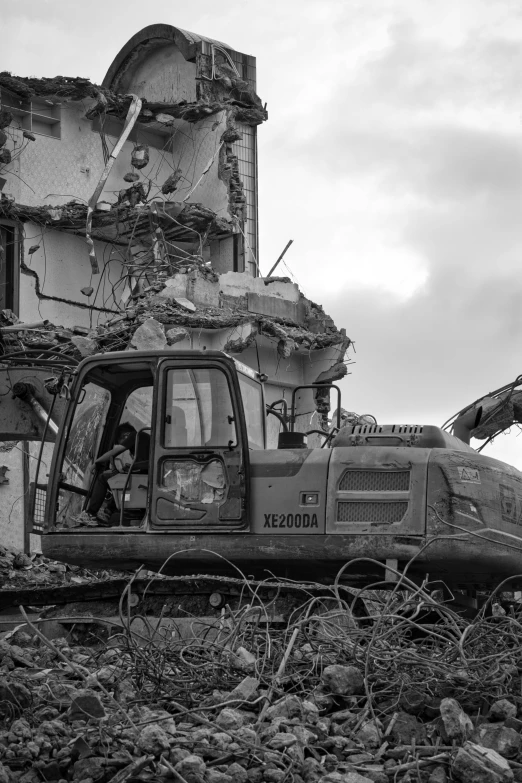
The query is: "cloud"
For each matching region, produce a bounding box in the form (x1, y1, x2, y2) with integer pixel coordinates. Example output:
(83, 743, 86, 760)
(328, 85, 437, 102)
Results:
(263, 10, 522, 470)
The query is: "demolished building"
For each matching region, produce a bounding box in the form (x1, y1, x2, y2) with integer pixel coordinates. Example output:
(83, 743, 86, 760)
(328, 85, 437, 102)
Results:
(0, 24, 350, 550)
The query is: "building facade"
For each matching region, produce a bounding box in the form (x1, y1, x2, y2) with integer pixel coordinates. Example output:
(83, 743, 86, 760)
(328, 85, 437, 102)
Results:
(0, 25, 349, 550)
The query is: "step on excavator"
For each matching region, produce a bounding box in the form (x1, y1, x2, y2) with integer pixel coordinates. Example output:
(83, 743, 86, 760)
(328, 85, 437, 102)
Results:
(3, 350, 522, 598)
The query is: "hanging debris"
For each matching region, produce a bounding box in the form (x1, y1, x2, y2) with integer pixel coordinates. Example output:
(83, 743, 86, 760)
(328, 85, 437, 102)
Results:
(161, 169, 183, 194)
(131, 143, 149, 170)
(116, 181, 147, 208)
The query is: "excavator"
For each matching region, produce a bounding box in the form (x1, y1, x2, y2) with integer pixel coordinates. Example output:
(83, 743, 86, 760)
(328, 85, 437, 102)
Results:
(3, 348, 522, 595)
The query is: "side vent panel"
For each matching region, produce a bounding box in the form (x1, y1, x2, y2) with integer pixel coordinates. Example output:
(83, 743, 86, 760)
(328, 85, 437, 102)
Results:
(337, 501, 408, 524)
(339, 470, 410, 492)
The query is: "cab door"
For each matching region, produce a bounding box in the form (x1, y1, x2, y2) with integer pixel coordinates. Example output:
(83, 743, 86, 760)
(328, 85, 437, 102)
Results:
(151, 357, 249, 530)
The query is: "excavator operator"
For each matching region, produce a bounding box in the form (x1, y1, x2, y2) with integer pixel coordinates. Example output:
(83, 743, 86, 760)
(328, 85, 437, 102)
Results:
(87, 422, 150, 524)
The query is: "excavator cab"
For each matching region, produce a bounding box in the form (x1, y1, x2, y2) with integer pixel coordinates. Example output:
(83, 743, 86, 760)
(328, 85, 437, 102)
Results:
(44, 351, 257, 534)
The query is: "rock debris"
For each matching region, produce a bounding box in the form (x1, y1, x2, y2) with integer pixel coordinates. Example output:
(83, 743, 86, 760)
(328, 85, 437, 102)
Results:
(1, 546, 522, 782)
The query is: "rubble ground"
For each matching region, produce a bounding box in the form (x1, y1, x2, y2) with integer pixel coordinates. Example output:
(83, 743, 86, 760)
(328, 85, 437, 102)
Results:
(1, 547, 522, 783)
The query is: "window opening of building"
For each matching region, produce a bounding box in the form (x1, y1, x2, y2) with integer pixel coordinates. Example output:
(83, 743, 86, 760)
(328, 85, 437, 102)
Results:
(0, 224, 18, 312)
(0, 88, 61, 139)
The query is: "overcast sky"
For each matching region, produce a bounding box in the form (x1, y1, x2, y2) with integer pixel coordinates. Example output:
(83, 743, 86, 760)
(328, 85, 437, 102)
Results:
(3, 0, 522, 466)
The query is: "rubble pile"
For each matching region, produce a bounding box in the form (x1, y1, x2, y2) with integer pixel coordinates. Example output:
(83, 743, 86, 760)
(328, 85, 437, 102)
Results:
(0, 198, 234, 248)
(0, 69, 268, 128)
(0, 266, 348, 365)
(0, 545, 123, 590)
(1, 566, 522, 782)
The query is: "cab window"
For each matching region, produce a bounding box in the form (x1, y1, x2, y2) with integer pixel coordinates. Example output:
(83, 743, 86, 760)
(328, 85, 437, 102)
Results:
(164, 368, 236, 448)
(238, 373, 265, 449)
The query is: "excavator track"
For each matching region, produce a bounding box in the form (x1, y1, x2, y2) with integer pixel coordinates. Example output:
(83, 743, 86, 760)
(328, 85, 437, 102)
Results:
(0, 573, 348, 611)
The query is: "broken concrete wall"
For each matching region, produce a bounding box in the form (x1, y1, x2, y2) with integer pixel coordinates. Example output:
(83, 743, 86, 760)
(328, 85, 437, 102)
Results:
(125, 267, 350, 448)
(101, 25, 262, 272)
(0, 98, 208, 215)
(19, 225, 125, 328)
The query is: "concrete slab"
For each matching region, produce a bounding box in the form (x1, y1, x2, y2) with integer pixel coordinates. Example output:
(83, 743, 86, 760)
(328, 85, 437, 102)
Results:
(247, 293, 305, 323)
(220, 272, 300, 302)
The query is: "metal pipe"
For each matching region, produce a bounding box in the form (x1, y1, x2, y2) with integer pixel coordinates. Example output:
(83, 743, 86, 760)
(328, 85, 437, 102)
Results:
(267, 239, 294, 278)
(12, 382, 59, 435)
(86, 93, 143, 273)
(0, 320, 50, 332)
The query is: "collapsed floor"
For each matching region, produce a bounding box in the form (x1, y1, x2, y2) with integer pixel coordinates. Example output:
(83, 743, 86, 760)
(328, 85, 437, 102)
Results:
(1, 545, 522, 783)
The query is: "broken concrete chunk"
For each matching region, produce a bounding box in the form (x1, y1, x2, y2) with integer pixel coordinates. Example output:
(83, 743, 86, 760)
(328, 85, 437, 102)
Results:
(452, 741, 513, 783)
(473, 723, 522, 759)
(13, 551, 32, 568)
(216, 707, 247, 731)
(130, 318, 167, 351)
(71, 335, 97, 357)
(131, 143, 149, 169)
(356, 720, 381, 749)
(174, 296, 197, 312)
(268, 731, 298, 750)
(72, 757, 106, 782)
(166, 326, 190, 345)
(265, 694, 304, 720)
(137, 723, 171, 755)
(161, 168, 183, 194)
(489, 699, 517, 722)
(428, 767, 448, 783)
(440, 698, 473, 741)
(400, 688, 427, 715)
(206, 771, 232, 783)
(157, 274, 188, 300)
(226, 675, 259, 703)
(318, 772, 374, 783)
(174, 754, 206, 782)
(155, 112, 176, 125)
(321, 664, 364, 696)
(221, 126, 243, 143)
(233, 646, 257, 670)
(188, 272, 220, 307)
(387, 711, 427, 744)
(69, 690, 105, 721)
(225, 764, 247, 783)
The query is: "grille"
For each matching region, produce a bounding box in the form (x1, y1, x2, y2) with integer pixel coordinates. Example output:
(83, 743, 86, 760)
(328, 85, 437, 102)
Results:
(337, 501, 408, 524)
(351, 425, 382, 434)
(339, 470, 410, 492)
(29, 482, 47, 533)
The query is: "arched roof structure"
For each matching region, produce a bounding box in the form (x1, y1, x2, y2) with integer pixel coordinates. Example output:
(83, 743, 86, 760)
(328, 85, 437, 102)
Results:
(103, 24, 235, 94)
